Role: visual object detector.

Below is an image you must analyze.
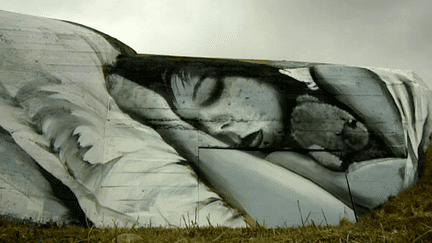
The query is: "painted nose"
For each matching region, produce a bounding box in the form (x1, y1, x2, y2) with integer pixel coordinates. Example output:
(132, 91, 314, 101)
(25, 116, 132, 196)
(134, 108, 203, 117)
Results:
(203, 115, 242, 146)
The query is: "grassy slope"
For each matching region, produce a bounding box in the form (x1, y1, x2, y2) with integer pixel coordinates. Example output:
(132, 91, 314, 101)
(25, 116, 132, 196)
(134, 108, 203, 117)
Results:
(1, 149, 432, 242)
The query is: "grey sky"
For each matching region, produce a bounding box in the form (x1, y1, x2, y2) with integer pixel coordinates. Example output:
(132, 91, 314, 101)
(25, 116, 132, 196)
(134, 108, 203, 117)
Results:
(2, 0, 431, 87)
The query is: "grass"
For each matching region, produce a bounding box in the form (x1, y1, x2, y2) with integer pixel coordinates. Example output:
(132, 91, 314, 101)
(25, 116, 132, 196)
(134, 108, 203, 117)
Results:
(2, 148, 432, 242)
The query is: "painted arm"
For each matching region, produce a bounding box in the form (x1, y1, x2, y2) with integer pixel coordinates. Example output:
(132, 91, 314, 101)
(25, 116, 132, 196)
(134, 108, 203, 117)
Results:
(265, 151, 406, 211)
(310, 65, 406, 158)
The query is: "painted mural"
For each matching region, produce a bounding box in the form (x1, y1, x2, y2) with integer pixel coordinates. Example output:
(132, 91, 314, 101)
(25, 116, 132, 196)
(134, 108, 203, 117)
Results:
(1, 10, 431, 228)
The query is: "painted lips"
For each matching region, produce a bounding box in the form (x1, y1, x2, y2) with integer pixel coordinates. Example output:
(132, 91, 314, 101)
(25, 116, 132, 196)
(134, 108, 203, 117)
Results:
(238, 129, 264, 148)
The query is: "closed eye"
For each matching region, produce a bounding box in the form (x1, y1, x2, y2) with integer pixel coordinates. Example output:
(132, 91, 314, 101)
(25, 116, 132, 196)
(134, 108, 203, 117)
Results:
(193, 77, 224, 107)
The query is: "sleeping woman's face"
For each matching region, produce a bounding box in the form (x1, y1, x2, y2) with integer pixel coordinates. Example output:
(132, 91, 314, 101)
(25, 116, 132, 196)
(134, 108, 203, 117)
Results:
(170, 70, 285, 148)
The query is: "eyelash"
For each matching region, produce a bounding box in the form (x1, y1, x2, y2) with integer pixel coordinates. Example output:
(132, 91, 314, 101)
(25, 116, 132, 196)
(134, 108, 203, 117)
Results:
(200, 77, 224, 107)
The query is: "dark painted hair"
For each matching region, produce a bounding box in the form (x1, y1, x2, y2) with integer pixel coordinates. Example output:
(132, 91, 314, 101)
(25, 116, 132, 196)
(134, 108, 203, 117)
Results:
(105, 54, 309, 110)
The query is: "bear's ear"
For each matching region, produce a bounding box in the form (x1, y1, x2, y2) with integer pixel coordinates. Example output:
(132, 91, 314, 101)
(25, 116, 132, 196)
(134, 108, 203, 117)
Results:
(310, 65, 406, 158)
(295, 94, 320, 104)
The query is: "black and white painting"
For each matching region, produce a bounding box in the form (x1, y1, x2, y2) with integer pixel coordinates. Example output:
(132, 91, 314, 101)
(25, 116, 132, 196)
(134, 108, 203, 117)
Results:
(0, 10, 431, 228)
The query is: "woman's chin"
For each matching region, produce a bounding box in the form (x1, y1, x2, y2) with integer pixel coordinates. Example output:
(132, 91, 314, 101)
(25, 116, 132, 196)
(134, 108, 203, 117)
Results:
(259, 131, 285, 149)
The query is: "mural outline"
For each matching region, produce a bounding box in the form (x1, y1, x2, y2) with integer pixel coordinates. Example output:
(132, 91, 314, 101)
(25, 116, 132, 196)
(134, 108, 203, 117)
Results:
(0, 10, 431, 228)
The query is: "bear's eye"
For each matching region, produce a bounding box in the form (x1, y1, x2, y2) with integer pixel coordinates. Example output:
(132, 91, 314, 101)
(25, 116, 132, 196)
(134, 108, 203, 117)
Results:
(346, 119, 357, 128)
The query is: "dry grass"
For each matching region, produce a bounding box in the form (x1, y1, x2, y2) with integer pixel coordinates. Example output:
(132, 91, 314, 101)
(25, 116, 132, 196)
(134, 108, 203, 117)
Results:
(2, 148, 432, 242)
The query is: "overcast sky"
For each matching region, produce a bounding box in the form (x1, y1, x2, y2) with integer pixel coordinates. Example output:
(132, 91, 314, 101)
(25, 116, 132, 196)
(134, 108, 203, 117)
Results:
(2, 0, 431, 87)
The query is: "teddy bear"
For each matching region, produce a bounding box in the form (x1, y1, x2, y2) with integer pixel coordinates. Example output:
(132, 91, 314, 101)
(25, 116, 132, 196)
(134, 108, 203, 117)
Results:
(290, 94, 388, 171)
